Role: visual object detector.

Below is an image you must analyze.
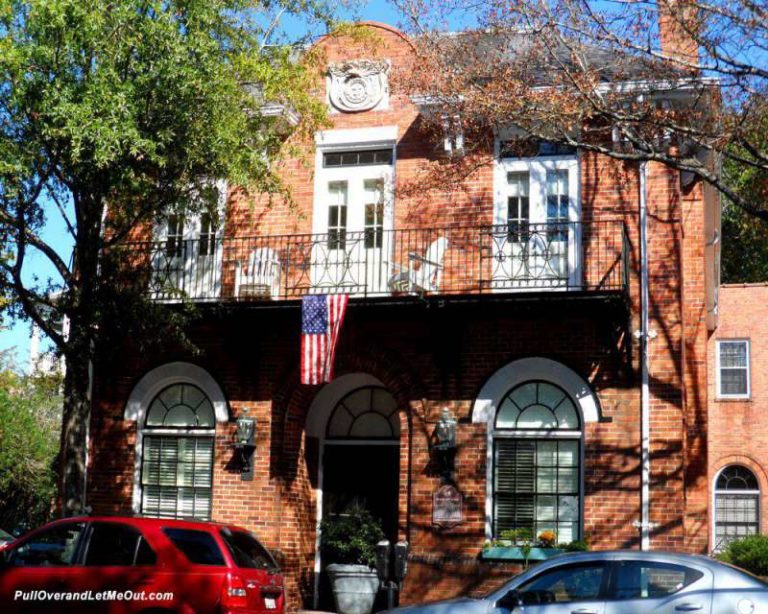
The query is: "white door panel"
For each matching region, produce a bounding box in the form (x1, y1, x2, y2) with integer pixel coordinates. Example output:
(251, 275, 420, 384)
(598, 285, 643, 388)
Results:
(493, 157, 580, 290)
(313, 159, 394, 296)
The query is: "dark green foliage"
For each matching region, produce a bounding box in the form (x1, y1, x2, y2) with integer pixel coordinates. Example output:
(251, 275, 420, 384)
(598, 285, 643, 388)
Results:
(721, 202, 768, 283)
(320, 502, 385, 566)
(716, 535, 768, 576)
(559, 539, 589, 552)
(0, 361, 61, 533)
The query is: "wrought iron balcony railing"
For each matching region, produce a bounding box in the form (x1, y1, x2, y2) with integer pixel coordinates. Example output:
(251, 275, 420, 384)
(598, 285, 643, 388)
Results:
(113, 221, 629, 303)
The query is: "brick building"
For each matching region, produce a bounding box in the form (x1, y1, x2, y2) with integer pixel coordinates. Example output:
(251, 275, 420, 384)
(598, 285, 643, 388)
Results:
(86, 21, 721, 609)
(708, 284, 768, 553)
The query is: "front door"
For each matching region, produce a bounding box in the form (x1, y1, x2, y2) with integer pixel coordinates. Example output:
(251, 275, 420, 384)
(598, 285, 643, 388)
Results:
(319, 443, 400, 612)
(313, 149, 394, 296)
(603, 559, 713, 614)
(492, 157, 579, 290)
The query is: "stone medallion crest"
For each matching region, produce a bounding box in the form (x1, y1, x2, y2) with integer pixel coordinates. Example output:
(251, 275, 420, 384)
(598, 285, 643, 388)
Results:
(328, 59, 391, 113)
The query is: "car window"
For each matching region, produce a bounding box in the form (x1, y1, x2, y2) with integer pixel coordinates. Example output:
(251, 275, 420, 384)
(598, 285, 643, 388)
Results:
(517, 563, 606, 604)
(220, 528, 278, 570)
(84, 522, 156, 566)
(611, 561, 704, 600)
(10, 522, 85, 567)
(162, 528, 225, 566)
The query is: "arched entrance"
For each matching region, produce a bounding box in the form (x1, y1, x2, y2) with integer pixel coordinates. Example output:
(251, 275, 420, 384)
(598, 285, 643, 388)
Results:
(306, 374, 401, 609)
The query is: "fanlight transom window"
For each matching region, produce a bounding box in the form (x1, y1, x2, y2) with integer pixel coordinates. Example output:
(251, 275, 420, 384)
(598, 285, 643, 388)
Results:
(717, 465, 759, 491)
(146, 384, 215, 428)
(495, 381, 580, 430)
(326, 386, 399, 439)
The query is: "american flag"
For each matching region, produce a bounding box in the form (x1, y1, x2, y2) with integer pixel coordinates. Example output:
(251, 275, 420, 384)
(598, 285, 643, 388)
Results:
(301, 294, 349, 385)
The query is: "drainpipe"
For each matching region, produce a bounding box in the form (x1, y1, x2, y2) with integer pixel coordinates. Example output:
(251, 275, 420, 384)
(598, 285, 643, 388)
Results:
(638, 161, 652, 551)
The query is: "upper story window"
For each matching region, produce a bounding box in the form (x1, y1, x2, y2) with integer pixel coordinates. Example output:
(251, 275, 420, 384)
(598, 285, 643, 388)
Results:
(716, 339, 750, 399)
(323, 149, 393, 168)
(499, 139, 576, 159)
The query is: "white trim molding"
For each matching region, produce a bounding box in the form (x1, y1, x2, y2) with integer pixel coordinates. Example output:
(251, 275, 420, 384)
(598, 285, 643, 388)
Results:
(125, 362, 229, 515)
(124, 362, 229, 424)
(715, 339, 751, 400)
(471, 357, 600, 425)
(315, 125, 398, 151)
(472, 357, 599, 540)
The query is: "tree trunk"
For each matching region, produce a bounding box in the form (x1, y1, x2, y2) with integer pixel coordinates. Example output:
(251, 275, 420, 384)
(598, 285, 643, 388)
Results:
(59, 338, 91, 516)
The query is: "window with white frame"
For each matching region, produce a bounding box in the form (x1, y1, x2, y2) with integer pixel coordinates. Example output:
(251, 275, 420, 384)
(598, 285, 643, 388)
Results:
(140, 383, 215, 520)
(492, 381, 582, 544)
(714, 465, 760, 553)
(494, 151, 579, 289)
(717, 340, 750, 398)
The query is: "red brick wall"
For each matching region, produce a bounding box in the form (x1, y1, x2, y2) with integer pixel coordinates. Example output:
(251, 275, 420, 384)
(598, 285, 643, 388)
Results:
(708, 285, 768, 543)
(87, 22, 713, 610)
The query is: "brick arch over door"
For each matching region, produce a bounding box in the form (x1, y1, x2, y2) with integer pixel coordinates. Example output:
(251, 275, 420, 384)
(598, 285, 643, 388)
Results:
(269, 344, 424, 609)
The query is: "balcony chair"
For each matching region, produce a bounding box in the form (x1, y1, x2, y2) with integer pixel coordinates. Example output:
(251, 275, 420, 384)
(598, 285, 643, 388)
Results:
(388, 237, 449, 295)
(234, 247, 281, 299)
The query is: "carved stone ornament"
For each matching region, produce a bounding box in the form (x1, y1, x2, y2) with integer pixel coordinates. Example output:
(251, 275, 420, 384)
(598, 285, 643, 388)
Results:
(328, 59, 391, 113)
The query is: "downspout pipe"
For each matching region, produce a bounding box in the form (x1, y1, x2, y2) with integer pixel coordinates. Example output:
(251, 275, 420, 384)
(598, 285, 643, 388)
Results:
(639, 161, 652, 551)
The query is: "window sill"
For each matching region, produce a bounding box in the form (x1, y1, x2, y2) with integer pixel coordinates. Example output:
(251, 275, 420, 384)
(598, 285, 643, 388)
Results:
(481, 547, 563, 561)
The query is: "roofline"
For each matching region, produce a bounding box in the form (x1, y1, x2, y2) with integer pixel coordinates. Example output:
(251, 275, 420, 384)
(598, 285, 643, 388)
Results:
(313, 21, 415, 51)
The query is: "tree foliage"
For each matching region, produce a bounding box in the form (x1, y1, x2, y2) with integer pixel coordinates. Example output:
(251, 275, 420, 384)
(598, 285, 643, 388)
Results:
(392, 0, 768, 219)
(0, 0, 339, 514)
(0, 358, 61, 533)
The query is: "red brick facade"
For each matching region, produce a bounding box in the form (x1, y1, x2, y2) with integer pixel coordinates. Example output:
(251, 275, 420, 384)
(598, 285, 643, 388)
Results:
(708, 285, 768, 548)
(86, 22, 718, 610)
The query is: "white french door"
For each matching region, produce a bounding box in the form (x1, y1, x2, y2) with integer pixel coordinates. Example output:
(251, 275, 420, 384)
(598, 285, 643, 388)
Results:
(313, 155, 394, 296)
(153, 213, 222, 300)
(493, 157, 580, 289)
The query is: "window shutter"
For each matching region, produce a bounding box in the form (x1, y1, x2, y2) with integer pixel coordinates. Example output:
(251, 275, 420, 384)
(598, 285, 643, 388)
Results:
(142, 436, 213, 520)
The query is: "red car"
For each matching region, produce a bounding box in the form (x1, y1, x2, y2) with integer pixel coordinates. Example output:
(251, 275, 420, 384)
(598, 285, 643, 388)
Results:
(0, 516, 284, 613)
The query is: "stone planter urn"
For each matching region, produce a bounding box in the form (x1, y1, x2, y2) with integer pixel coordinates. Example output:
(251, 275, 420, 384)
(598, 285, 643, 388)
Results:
(326, 563, 380, 614)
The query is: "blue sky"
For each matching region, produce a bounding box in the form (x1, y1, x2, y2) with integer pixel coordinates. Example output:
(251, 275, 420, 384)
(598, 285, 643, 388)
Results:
(0, 0, 411, 369)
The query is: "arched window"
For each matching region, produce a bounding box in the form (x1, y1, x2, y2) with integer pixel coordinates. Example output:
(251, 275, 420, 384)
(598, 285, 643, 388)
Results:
(714, 465, 760, 552)
(492, 381, 581, 544)
(326, 386, 399, 439)
(140, 383, 215, 520)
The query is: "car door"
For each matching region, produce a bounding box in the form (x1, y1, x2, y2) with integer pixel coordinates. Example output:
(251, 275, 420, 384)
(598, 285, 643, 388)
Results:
(603, 559, 713, 614)
(499, 560, 608, 614)
(0, 520, 87, 613)
(80, 521, 161, 613)
(219, 527, 285, 613)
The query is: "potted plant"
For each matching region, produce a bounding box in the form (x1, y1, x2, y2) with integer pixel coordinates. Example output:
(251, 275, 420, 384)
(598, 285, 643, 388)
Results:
(320, 501, 385, 614)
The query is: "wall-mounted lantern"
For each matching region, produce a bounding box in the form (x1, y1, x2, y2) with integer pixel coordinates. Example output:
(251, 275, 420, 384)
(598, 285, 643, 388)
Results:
(433, 407, 457, 451)
(431, 407, 457, 480)
(232, 408, 256, 481)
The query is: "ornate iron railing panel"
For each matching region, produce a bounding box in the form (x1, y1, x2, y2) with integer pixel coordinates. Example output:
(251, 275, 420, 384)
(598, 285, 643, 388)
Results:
(115, 221, 628, 303)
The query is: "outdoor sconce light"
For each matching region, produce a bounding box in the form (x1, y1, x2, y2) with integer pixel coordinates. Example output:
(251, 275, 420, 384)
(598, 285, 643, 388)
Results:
(232, 408, 256, 481)
(431, 407, 458, 480)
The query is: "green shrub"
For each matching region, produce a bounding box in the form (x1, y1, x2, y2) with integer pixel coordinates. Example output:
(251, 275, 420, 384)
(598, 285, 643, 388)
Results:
(716, 535, 768, 576)
(560, 539, 589, 552)
(320, 501, 385, 566)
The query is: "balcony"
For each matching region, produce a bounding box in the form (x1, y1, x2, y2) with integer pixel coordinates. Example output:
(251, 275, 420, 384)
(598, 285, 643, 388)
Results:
(114, 221, 629, 305)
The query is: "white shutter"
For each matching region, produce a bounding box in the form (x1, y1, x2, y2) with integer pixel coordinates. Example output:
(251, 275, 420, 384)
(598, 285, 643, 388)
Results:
(141, 435, 213, 520)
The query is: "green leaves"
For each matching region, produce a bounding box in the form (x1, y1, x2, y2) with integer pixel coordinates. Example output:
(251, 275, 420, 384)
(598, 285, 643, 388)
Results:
(0, 360, 61, 532)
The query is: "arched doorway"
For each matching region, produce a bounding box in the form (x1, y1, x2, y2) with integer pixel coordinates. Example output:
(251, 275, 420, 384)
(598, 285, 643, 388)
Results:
(307, 376, 401, 609)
